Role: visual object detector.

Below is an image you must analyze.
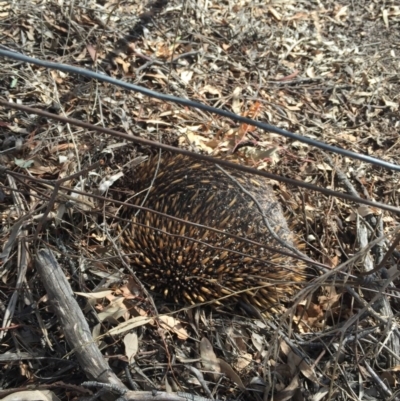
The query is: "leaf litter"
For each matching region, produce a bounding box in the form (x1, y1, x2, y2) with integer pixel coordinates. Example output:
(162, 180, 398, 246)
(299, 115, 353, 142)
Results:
(0, 0, 399, 400)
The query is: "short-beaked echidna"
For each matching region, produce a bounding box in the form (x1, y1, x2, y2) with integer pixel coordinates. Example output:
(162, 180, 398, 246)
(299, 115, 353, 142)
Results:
(118, 154, 305, 312)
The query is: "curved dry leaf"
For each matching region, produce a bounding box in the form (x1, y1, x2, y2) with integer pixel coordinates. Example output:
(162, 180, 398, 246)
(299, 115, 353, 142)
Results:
(316, 162, 332, 171)
(105, 316, 152, 336)
(200, 337, 220, 379)
(281, 340, 318, 382)
(287, 351, 318, 382)
(218, 358, 245, 391)
(275, 375, 300, 401)
(165, 378, 173, 393)
(312, 388, 330, 401)
(75, 290, 113, 299)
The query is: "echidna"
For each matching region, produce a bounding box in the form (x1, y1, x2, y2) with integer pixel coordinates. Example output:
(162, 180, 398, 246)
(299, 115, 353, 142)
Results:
(118, 154, 305, 312)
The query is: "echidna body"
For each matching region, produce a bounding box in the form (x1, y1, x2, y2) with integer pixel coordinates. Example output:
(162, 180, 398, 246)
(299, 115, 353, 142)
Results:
(119, 154, 305, 312)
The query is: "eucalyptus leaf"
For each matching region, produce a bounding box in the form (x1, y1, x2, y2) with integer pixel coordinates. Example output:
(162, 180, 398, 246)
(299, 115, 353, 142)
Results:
(15, 158, 34, 168)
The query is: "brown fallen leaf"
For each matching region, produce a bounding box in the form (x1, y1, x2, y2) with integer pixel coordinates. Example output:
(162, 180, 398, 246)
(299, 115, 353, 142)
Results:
(200, 337, 220, 381)
(158, 315, 188, 340)
(218, 358, 246, 391)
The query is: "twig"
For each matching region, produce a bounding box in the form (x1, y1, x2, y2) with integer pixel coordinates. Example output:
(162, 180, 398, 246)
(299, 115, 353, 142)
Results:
(1, 100, 399, 214)
(35, 248, 126, 389)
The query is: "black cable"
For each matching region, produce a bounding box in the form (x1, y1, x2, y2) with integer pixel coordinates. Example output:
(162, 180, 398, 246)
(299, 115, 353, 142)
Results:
(1, 48, 399, 172)
(1, 100, 399, 214)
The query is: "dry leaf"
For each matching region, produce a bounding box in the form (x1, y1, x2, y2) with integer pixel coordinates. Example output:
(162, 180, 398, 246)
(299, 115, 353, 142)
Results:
(158, 315, 188, 340)
(251, 332, 265, 352)
(382, 8, 389, 28)
(0, 218, 24, 264)
(312, 388, 330, 401)
(97, 297, 128, 323)
(156, 43, 174, 58)
(114, 57, 130, 73)
(289, 352, 318, 382)
(281, 341, 318, 382)
(180, 70, 193, 84)
(334, 5, 348, 21)
(319, 291, 341, 311)
(75, 290, 113, 300)
(268, 7, 282, 20)
(316, 162, 332, 171)
(200, 337, 220, 380)
(199, 85, 221, 97)
(184, 131, 214, 153)
(1, 390, 60, 401)
(275, 375, 301, 401)
(218, 358, 245, 390)
(105, 316, 152, 336)
(232, 86, 242, 114)
(87, 44, 97, 61)
(233, 353, 252, 371)
(124, 332, 138, 362)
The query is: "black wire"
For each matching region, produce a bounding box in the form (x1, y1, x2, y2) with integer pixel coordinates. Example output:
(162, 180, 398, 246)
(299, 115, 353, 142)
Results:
(1, 48, 399, 172)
